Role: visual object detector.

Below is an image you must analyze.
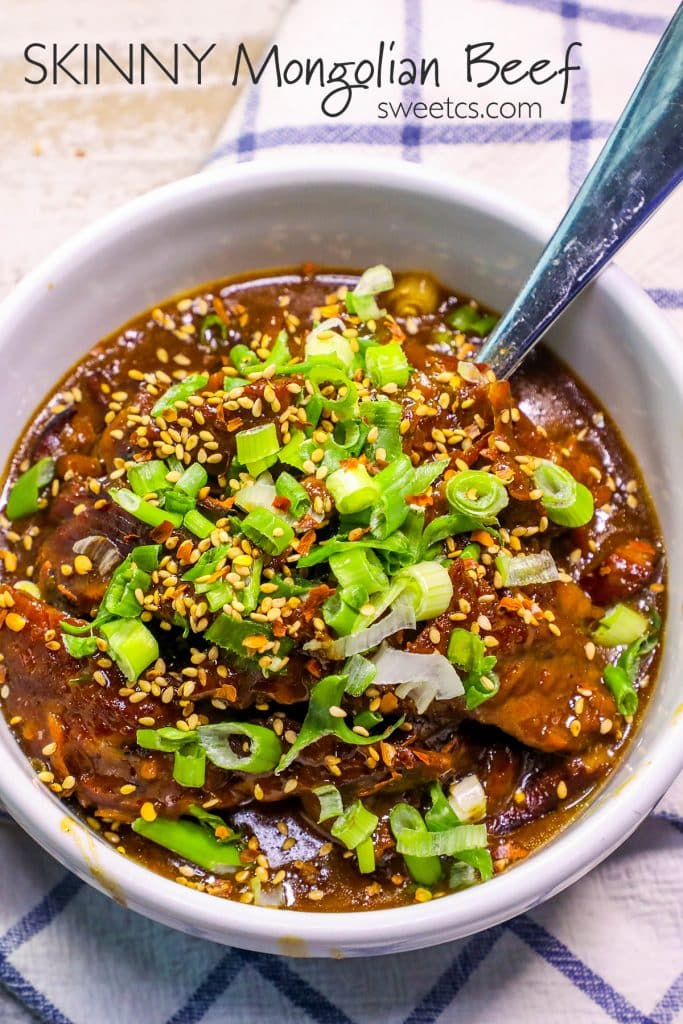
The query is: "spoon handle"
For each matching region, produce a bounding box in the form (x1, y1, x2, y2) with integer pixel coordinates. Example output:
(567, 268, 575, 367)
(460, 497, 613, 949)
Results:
(479, 6, 683, 378)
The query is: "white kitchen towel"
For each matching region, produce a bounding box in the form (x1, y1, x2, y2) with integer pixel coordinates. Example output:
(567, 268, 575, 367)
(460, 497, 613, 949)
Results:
(0, 2, 681, 1022)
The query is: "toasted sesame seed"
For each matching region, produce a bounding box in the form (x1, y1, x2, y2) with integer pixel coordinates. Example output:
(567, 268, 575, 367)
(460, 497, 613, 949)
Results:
(556, 781, 568, 800)
(140, 802, 157, 822)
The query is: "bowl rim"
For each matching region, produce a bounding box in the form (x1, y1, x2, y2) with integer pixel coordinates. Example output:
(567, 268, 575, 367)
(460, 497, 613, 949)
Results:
(0, 154, 681, 956)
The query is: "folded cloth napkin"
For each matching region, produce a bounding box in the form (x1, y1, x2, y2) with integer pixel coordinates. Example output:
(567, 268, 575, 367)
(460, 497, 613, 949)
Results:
(1, 2, 681, 1023)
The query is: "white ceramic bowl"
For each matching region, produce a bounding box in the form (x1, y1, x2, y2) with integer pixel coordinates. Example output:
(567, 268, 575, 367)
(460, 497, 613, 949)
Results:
(0, 158, 681, 957)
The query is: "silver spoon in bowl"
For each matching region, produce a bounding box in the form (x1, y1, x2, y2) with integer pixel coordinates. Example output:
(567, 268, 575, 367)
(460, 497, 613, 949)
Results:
(478, 6, 683, 378)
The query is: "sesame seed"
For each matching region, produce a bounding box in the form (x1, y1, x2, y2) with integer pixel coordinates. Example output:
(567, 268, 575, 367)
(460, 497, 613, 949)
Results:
(556, 781, 568, 799)
(140, 802, 157, 822)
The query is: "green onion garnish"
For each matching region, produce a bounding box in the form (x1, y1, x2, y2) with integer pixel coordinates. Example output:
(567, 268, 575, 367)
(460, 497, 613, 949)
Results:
(100, 617, 159, 682)
(172, 744, 206, 788)
(425, 781, 460, 832)
(63, 634, 99, 659)
(6, 457, 55, 520)
(446, 469, 509, 522)
(109, 488, 183, 529)
(235, 423, 280, 478)
(344, 653, 377, 696)
(370, 454, 415, 538)
(305, 321, 355, 372)
(275, 472, 310, 519)
(389, 804, 441, 885)
(531, 460, 594, 527)
(196, 722, 282, 774)
(204, 616, 273, 658)
(602, 610, 660, 717)
(365, 343, 412, 388)
(174, 462, 208, 498)
(127, 460, 170, 497)
(276, 674, 402, 774)
(345, 264, 394, 323)
(131, 544, 162, 572)
(313, 783, 344, 823)
(240, 506, 294, 555)
(592, 603, 649, 647)
(150, 372, 209, 418)
(329, 548, 388, 594)
(395, 560, 453, 620)
(447, 629, 499, 709)
(101, 554, 151, 618)
(132, 816, 241, 873)
(308, 364, 357, 420)
(396, 822, 487, 858)
(183, 508, 215, 539)
(331, 798, 378, 873)
(446, 305, 498, 337)
(326, 464, 379, 516)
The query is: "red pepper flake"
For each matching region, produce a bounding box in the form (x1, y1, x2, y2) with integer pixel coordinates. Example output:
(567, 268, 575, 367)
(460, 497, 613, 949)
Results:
(273, 495, 291, 512)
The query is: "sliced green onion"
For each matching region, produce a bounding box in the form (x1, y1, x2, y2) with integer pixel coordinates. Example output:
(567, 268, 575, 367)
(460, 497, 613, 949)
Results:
(355, 836, 376, 874)
(151, 373, 209, 418)
(278, 430, 316, 471)
(326, 464, 379, 516)
(354, 709, 383, 730)
(420, 513, 483, 557)
(182, 544, 230, 583)
(297, 532, 414, 572)
(370, 454, 415, 538)
(446, 305, 498, 337)
(346, 264, 394, 322)
(354, 264, 395, 297)
(163, 489, 195, 516)
(205, 580, 234, 613)
(236, 423, 280, 478)
(531, 460, 594, 527)
(173, 744, 206, 788)
(174, 463, 208, 498)
(592, 603, 648, 647)
(63, 634, 99, 659)
(365, 343, 412, 388)
(100, 618, 158, 681)
(230, 344, 258, 375)
(389, 804, 441, 885)
(459, 542, 480, 561)
(276, 674, 403, 773)
(495, 549, 559, 587)
(131, 544, 162, 572)
(603, 665, 638, 717)
(329, 548, 388, 594)
(601, 610, 660, 717)
(396, 560, 453, 620)
(109, 488, 182, 529)
(344, 653, 377, 697)
(137, 726, 195, 752)
(447, 628, 499, 709)
(455, 847, 494, 882)
(240, 506, 294, 555)
(6, 457, 55, 520)
(240, 559, 263, 615)
(200, 313, 228, 343)
(322, 590, 363, 636)
(101, 554, 151, 618)
(331, 798, 378, 875)
(275, 472, 310, 519)
(313, 784, 344, 823)
(396, 823, 487, 858)
(127, 460, 170, 497)
(308, 364, 357, 420)
(359, 397, 402, 428)
(183, 508, 215, 539)
(425, 782, 460, 833)
(204, 615, 273, 658)
(331, 799, 378, 849)
(446, 470, 508, 522)
(305, 319, 355, 371)
(197, 722, 282, 774)
(132, 816, 241, 873)
(235, 474, 277, 514)
(411, 460, 448, 495)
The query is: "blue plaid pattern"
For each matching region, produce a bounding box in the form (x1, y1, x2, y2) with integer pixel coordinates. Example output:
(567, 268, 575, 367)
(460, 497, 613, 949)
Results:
(1, 0, 681, 1020)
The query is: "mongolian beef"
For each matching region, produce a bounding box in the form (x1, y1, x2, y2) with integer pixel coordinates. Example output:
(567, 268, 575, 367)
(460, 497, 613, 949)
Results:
(0, 266, 665, 911)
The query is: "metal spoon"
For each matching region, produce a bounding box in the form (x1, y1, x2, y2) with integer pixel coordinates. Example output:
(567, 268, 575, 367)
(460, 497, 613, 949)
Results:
(478, 6, 683, 378)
